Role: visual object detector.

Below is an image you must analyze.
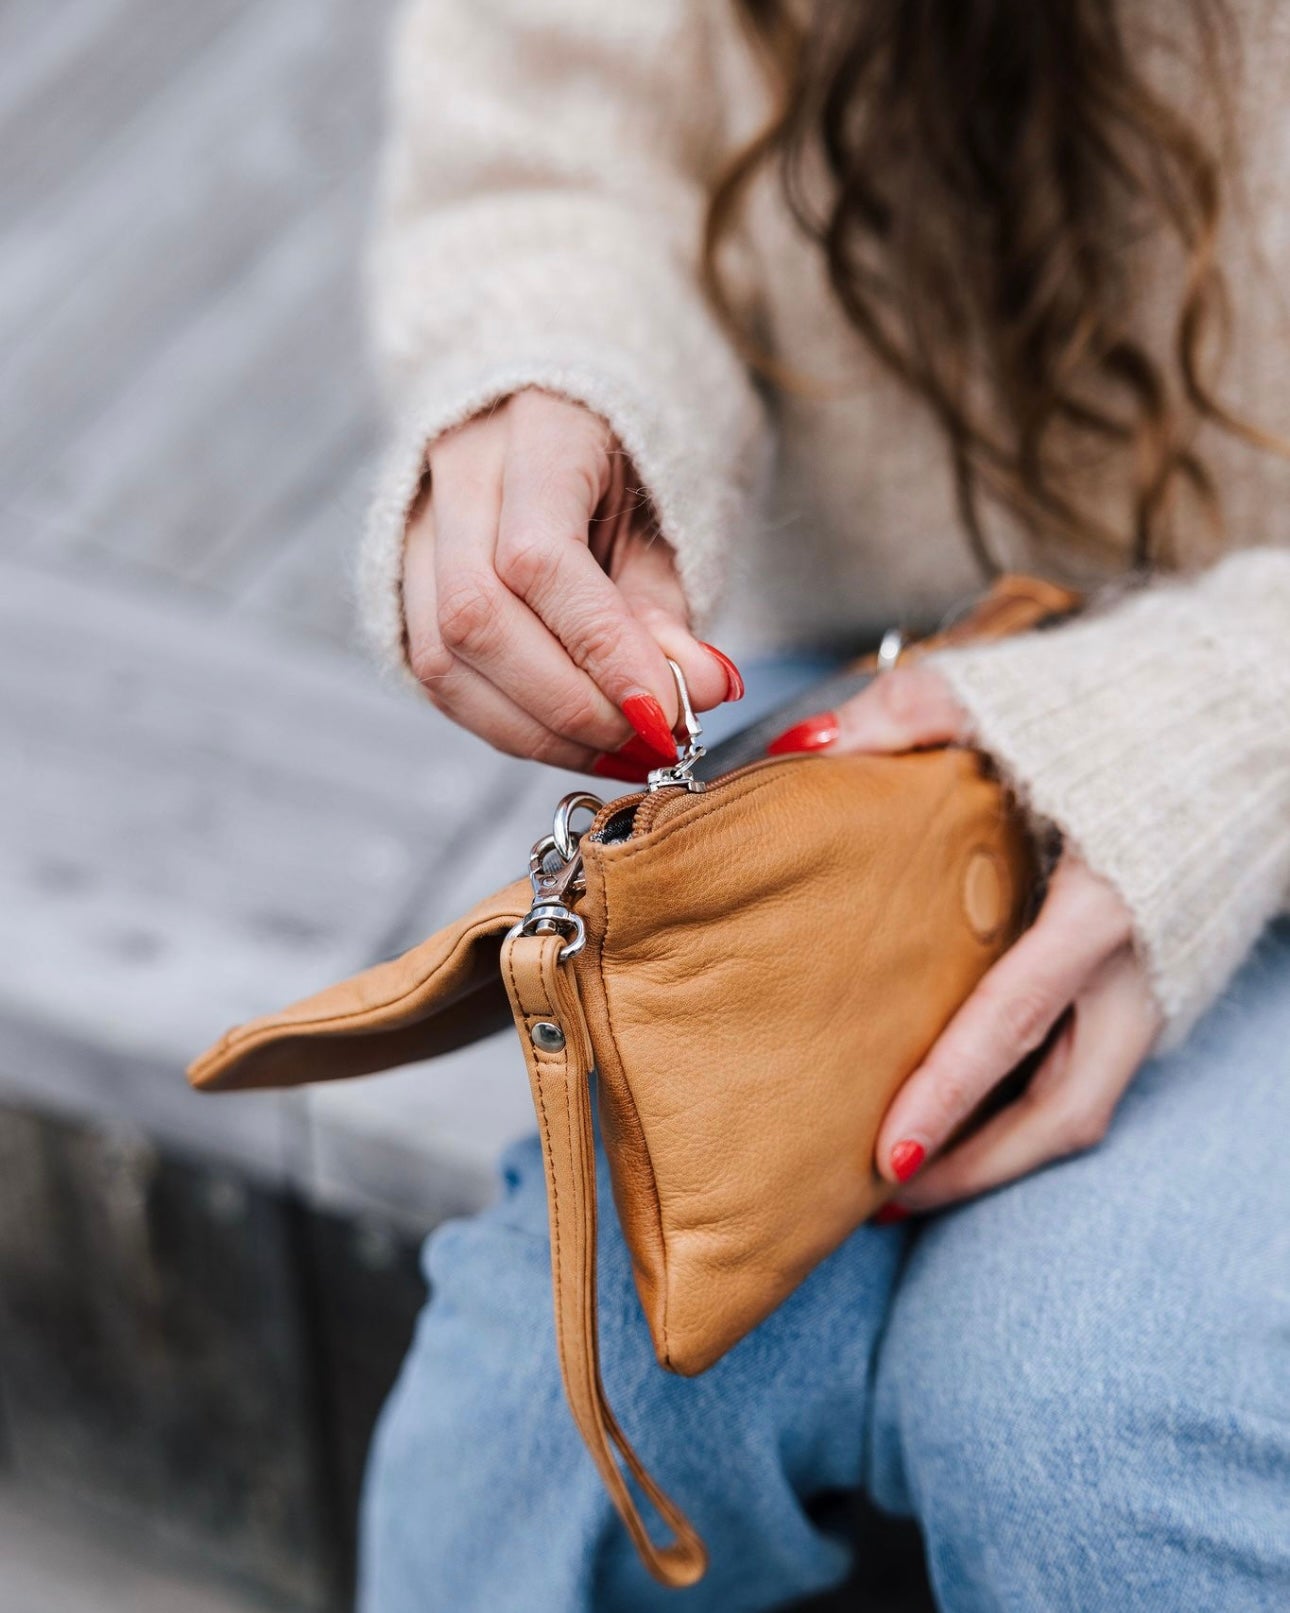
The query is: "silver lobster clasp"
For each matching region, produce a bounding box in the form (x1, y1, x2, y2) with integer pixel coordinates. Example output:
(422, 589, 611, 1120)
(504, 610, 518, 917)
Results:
(645, 659, 707, 794)
(505, 791, 603, 960)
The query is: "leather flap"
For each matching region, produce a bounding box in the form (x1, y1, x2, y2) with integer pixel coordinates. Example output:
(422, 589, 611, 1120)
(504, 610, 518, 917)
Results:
(187, 879, 530, 1092)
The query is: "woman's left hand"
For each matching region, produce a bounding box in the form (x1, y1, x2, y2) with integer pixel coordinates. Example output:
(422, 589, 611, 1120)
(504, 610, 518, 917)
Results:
(767, 664, 1164, 1213)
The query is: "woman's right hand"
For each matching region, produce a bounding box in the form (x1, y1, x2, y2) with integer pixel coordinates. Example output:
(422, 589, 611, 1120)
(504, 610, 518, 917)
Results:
(403, 389, 741, 780)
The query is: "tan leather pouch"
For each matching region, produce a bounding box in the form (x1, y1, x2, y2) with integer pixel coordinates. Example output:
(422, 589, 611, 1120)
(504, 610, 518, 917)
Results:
(190, 574, 1076, 1588)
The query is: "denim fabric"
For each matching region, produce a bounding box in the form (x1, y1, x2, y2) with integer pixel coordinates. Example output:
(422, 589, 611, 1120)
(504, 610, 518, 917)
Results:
(359, 659, 1290, 1613)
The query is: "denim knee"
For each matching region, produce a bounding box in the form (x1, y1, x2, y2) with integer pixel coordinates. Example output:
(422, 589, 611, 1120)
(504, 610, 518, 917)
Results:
(870, 1199, 1147, 1566)
(867, 938, 1290, 1613)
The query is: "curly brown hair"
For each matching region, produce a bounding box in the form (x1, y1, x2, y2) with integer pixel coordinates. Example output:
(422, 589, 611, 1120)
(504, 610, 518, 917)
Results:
(704, 0, 1283, 575)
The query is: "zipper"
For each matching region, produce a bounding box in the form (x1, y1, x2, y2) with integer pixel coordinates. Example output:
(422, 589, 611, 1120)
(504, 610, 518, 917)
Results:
(509, 650, 822, 952)
(586, 754, 797, 845)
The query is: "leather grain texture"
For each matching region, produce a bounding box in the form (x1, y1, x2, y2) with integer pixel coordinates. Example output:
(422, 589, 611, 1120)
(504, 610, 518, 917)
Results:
(188, 574, 1073, 1588)
(575, 747, 1034, 1376)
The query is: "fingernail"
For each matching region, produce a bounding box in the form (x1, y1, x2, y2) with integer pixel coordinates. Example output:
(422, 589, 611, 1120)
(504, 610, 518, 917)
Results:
(699, 642, 745, 702)
(621, 693, 677, 761)
(873, 1203, 911, 1226)
(616, 733, 678, 767)
(890, 1139, 926, 1184)
(766, 712, 839, 757)
(591, 752, 652, 784)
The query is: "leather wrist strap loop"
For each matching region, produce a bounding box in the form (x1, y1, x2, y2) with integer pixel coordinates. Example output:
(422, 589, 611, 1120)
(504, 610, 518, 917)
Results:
(500, 930, 709, 1589)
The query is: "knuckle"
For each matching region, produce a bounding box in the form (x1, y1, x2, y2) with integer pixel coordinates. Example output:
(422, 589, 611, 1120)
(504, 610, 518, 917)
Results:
(568, 612, 627, 673)
(527, 730, 574, 768)
(437, 576, 500, 653)
(631, 599, 678, 635)
(515, 436, 602, 515)
(985, 980, 1057, 1052)
(1057, 1101, 1112, 1154)
(513, 388, 609, 448)
(919, 1059, 978, 1129)
(567, 450, 604, 512)
(504, 387, 544, 423)
(876, 669, 921, 723)
(1047, 861, 1131, 943)
(495, 533, 560, 596)
(543, 687, 604, 741)
(490, 731, 531, 762)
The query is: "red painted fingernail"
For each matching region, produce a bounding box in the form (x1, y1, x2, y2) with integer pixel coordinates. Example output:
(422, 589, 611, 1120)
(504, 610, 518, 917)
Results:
(766, 712, 839, 757)
(873, 1203, 911, 1226)
(621, 693, 677, 761)
(699, 642, 745, 702)
(616, 733, 677, 768)
(591, 752, 652, 784)
(890, 1140, 926, 1184)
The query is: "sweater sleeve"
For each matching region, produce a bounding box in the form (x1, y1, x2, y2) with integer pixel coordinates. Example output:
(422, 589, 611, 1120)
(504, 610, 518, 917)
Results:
(930, 546, 1290, 1049)
(358, 0, 768, 672)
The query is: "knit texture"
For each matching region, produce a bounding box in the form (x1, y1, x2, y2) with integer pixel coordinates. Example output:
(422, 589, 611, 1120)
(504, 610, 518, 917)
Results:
(359, 0, 768, 674)
(360, 0, 1290, 1042)
(932, 551, 1290, 1047)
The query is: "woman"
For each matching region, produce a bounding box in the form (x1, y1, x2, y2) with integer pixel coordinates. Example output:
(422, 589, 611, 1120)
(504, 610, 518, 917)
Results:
(356, 2, 1290, 1608)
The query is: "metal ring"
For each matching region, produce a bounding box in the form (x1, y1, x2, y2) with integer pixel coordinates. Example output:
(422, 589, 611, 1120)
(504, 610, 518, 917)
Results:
(876, 627, 905, 673)
(504, 907, 587, 960)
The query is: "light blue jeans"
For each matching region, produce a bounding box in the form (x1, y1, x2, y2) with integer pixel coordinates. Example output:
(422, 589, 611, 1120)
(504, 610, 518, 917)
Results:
(359, 658, 1290, 1613)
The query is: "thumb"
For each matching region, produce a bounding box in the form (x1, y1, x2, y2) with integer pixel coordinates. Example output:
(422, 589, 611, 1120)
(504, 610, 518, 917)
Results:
(612, 533, 740, 713)
(768, 664, 968, 756)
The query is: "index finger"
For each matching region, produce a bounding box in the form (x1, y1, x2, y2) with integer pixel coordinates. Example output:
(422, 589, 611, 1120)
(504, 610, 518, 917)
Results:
(893, 947, 1160, 1211)
(875, 861, 1132, 1183)
(495, 448, 681, 750)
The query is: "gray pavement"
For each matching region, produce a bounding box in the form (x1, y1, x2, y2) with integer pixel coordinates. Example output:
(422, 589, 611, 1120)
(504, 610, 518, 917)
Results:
(0, 0, 581, 1222)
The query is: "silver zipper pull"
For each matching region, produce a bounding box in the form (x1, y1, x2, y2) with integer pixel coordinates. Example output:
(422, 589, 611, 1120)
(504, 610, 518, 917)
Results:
(646, 659, 706, 793)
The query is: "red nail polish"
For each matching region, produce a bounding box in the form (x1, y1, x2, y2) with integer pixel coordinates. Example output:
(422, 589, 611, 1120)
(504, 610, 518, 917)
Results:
(699, 642, 745, 702)
(766, 712, 839, 757)
(873, 1203, 911, 1226)
(616, 733, 677, 768)
(621, 693, 677, 761)
(890, 1139, 926, 1184)
(591, 753, 652, 784)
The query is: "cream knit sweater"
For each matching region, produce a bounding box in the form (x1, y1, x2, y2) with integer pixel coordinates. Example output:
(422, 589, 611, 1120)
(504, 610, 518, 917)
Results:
(359, 0, 1290, 1049)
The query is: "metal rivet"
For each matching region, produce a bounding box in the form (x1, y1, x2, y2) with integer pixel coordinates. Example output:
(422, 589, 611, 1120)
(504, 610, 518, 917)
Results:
(531, 1021, 565, 1052)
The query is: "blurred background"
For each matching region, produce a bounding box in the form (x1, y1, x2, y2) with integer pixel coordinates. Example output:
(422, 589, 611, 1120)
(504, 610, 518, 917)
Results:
(0, 5, 926, 1609)
(0, 1, 575, 1606)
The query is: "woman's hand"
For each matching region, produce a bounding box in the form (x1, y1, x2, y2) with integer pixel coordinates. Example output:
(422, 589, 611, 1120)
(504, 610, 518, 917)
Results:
(404, 389, 740, 780)
(767, 664, 1163, 1213)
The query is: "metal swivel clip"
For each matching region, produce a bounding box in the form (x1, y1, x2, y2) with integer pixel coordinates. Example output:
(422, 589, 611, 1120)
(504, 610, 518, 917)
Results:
(645, 659, 706, 794)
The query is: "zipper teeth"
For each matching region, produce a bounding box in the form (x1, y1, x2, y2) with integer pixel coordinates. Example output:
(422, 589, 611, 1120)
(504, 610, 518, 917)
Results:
(587, 755, 793, 842)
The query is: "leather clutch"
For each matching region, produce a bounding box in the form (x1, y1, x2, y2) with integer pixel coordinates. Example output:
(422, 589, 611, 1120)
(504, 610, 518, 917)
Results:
(189, 574, 1075, 1587)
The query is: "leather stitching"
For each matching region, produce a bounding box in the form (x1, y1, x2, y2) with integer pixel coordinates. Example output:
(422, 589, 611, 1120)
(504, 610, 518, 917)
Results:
(505, 935, 700, 1581)
(534, 942, 654, 1559)
(503, 942, 567, 1391)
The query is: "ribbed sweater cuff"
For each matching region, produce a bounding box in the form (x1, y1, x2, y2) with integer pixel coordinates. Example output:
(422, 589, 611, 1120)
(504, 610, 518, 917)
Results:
(931, 549, 1290, 1047)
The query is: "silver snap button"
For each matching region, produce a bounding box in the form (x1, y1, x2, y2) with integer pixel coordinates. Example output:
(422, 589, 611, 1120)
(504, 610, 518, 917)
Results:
(531, 1021, 565, 1052)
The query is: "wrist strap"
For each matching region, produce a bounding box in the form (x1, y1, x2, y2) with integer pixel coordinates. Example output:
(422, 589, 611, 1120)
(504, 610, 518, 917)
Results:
(500, 930, 708, 1589)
